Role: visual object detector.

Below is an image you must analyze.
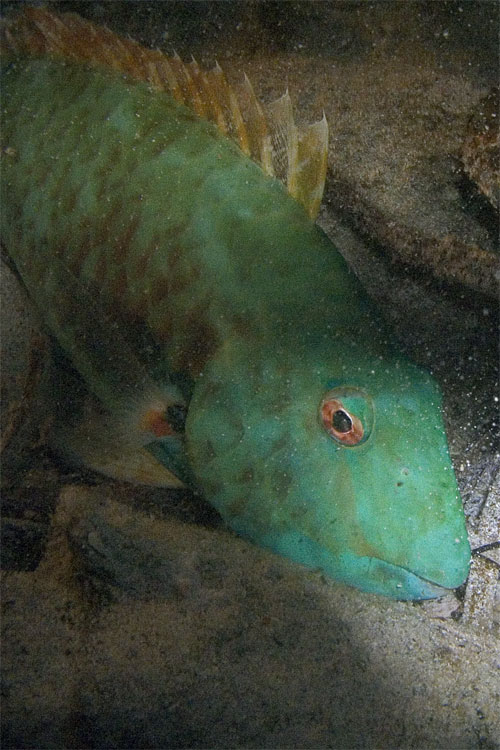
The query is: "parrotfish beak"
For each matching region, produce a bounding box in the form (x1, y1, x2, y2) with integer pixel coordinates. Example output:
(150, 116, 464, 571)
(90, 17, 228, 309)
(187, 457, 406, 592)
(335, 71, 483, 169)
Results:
(258, 528, 469, 599)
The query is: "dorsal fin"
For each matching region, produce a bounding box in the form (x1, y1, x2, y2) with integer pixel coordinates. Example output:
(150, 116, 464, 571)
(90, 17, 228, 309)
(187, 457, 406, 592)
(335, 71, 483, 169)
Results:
(0, 6, 328, 218)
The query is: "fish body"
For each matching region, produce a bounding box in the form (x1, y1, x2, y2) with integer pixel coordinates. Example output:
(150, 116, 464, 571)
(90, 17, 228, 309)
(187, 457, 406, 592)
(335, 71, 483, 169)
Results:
(1, 12, 470, 599)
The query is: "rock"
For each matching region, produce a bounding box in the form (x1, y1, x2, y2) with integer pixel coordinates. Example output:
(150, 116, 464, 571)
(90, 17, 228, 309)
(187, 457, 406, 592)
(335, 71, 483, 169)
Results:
(1, 483, 499, 749)
(462, 87, 500, 212)
(0, 518, 49, 572)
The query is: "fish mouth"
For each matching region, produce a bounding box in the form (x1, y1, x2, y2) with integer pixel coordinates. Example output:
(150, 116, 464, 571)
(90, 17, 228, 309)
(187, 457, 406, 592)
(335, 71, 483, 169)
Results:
(244, 529, 467, 600)
(351, 556, 464, 600)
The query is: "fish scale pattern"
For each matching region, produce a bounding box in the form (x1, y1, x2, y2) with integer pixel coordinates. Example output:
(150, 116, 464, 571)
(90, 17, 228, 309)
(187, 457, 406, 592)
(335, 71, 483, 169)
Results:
(2, 57, 365, 391)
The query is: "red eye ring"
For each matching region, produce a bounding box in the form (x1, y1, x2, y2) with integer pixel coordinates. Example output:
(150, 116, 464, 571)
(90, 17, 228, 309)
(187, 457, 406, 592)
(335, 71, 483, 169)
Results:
(320, 398, 364, 446)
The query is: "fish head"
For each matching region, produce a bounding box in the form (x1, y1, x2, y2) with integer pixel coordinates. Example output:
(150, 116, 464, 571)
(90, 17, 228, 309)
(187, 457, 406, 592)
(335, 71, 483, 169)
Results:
(186, 338, 470, 600)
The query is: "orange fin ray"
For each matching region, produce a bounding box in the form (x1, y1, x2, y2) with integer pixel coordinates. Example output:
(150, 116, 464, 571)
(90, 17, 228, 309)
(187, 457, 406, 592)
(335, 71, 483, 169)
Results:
(0, 6, 328, 218)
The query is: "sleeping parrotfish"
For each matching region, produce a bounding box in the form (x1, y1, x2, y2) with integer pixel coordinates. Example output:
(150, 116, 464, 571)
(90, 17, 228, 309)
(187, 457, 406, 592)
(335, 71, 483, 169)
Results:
(0, 8, 470, 599)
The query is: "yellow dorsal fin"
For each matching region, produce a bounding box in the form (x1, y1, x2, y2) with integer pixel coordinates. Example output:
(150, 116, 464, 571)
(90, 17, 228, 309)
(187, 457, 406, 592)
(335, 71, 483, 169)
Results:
(266, 90, 299, 192)
(240, 73, 275, 176)
(296, 114, 329, 219)
(0, 6, 328, 218)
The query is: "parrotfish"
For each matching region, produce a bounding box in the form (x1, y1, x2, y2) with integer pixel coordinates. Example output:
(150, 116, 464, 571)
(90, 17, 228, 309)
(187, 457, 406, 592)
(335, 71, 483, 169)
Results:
(1, 8, 470, 599)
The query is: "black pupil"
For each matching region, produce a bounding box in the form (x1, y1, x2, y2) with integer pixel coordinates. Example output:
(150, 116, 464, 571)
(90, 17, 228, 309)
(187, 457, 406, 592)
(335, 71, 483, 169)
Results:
(332, 409, 352, 433)
(166, 403, 187, 432)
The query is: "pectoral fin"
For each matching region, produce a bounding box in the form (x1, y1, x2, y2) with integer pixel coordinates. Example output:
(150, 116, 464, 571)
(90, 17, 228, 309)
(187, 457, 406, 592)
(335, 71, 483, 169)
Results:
(52, 394, 186, 488)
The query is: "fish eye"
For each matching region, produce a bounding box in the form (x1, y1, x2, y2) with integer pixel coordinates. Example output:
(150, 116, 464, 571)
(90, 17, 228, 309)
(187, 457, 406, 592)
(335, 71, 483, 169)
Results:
(319, 386, 374, 447)
(331, 408, 353, 433)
